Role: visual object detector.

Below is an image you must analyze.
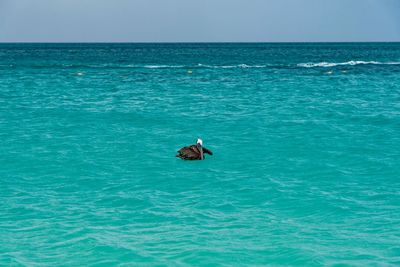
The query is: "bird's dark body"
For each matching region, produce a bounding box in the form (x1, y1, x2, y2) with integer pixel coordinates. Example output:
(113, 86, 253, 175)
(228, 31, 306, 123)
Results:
(177, 145, 213, 160)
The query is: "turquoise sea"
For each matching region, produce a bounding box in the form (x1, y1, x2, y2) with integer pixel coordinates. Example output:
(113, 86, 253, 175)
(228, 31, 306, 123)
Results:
(1, 43, 400, 266)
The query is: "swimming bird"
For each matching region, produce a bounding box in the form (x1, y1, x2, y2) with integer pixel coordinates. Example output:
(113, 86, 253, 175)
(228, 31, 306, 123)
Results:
(176, 139, 213, 160)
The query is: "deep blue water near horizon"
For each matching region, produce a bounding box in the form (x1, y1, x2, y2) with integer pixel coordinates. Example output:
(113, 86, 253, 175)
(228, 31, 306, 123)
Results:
(1, 43, 400, 266)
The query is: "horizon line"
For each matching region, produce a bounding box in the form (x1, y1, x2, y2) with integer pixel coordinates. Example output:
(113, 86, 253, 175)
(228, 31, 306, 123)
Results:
(1, 41, 400, 44)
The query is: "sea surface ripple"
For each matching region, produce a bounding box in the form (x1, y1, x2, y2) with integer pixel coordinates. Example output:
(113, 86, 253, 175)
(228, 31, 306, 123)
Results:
(1, 43, 400, 266)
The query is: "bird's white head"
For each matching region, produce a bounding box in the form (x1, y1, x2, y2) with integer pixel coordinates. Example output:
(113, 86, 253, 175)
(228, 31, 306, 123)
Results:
(196, 138, 203, 146)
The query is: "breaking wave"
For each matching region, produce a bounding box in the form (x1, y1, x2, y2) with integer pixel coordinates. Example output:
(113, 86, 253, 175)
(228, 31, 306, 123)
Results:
(6, 61, 400, 70)
(142, 65, 185, 69)
(105, 64, 269, 69)
(196, 63, 267, 69)
(141, 64, 268, 69)
(298, 61, 400, 68)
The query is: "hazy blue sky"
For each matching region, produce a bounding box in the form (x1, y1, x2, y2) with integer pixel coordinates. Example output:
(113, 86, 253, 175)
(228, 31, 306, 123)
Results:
(0, 0, 399, 42)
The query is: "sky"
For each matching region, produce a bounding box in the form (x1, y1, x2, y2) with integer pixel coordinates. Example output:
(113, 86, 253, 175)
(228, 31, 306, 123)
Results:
(0, 0, 399, 42)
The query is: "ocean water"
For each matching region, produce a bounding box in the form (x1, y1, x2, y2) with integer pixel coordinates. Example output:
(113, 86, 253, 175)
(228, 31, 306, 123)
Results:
(1, 43, 400, 266)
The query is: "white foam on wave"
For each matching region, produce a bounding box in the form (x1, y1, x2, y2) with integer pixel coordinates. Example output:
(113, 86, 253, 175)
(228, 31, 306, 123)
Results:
(143, 65, 185, 69)
(198, 63, 267, 69)
(298, 61, 400, 68)
(81, 64, 269, 69)
(133, 64, 269, 69)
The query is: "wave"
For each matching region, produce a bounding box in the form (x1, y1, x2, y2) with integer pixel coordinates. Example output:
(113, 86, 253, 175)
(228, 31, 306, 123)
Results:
(142, 61, 400, 69)
(1, 63, 270, 70)
(298, 61, 400, 68)
(120, 63, 268, 69)
(197, 63, 267, 69)
(142, 65, 185, 69)
(5, 61, 399, 70)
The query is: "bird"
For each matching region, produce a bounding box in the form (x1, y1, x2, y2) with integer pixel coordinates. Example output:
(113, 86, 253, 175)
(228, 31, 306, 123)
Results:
(176, 138, 213, 160)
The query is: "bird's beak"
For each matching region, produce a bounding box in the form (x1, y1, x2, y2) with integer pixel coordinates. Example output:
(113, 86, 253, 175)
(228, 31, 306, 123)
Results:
(197, 143, 204, 160)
